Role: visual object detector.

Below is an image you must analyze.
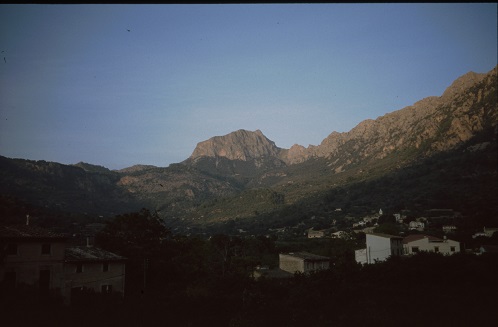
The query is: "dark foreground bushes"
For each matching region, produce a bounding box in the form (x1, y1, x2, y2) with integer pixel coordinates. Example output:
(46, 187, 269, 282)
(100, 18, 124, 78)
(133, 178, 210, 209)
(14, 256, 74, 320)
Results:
(1, 252, 497, 327)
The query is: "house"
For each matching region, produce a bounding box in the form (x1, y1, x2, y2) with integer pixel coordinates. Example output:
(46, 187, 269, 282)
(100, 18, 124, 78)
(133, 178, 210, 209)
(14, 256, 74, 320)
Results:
(354, 248, 367, 265)
(403, 234, 460, 255)
(483, 227, 498, 237)
(279, 252, 330, 274)
(442, 225, 457, 233)
(355, 233, 404, 264)
(472, 227, 498, 239)
(409, 221, 425, 231)
(0, 224, 126, 304)
(307, 228, 326, 239)
(353, 221, 366, 228)
(64, 245, 126, 302)
(331, 230, 350, 239)
(0, 225, 67, 294)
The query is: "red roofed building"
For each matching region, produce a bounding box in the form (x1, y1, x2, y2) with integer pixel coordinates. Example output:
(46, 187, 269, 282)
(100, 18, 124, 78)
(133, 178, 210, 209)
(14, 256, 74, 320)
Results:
(403, 234, 460, 255)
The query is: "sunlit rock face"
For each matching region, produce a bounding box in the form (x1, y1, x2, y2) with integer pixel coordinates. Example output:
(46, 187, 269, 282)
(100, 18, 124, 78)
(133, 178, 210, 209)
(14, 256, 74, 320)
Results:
(189, 129, 283, 162)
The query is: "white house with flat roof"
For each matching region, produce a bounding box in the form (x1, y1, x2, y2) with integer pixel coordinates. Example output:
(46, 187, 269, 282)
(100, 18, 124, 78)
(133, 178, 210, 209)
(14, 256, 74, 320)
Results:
(403, 234, 460, 255)
(355, 233, 404, 264)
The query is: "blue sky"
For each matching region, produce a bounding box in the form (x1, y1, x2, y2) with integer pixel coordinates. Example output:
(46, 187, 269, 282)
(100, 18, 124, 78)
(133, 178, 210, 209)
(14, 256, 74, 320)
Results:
(0, 4, 496, 169)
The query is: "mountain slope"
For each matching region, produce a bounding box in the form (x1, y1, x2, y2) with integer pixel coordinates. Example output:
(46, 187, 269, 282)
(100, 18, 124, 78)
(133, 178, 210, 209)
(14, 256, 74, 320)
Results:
(283, 67, 496, 168)
(0, 66, 496, 231)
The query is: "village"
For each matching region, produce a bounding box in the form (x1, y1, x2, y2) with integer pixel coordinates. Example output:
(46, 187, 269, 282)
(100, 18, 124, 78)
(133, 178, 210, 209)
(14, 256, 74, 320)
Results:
(2, 205, 497, 306)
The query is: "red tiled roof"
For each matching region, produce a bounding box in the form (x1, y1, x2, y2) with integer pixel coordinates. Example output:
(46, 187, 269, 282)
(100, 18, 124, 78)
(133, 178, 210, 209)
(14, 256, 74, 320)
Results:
(0, 225, 67, 240)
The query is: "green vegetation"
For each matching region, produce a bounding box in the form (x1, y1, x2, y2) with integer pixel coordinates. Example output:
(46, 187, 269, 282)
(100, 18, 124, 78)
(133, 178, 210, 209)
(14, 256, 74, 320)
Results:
(182, 126, 497, 236)
(2, 209, 497, 326)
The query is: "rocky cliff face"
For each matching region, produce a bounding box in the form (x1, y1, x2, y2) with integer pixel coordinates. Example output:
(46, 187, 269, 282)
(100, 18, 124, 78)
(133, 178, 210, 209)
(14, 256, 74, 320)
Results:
(283, 66, 497, 168)
(1, 66, 496, 223)
(188, 129, 283, 162)
(184, 66, 497, 175)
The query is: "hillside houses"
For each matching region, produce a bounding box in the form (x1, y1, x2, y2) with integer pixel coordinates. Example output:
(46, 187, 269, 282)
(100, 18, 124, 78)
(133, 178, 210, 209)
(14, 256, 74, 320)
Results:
(307, 228, 326, 239)
(355, 232, 461, 264)
(472, 227, 498, 239)
(409, 221, 425, 231)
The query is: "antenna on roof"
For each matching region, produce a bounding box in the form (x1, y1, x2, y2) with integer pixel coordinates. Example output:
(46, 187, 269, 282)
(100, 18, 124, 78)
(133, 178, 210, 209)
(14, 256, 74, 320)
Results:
(26, 214, 30, 226)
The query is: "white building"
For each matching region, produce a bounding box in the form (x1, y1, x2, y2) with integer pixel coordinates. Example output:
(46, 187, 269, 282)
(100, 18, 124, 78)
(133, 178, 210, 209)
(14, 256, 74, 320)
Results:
(409, 221, 425, 231)
(355, 233, 404, 264)
(354, 248, 368, 265)
(403, 234, 460, 255)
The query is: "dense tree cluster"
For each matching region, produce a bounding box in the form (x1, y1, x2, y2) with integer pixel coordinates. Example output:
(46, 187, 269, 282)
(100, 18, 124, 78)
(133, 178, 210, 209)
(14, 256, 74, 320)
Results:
(2, 209, 497, 326)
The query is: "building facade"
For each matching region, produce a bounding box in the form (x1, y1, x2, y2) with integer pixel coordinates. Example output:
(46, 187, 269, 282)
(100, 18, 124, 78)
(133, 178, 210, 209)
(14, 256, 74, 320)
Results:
(63, 245, 126, 302)
(279, 252, 330, 274)
(403, 235, 460, 255)
(356, 233, 404, 264)
(1, 225, 125, 304)
(0, 225, 67, 294)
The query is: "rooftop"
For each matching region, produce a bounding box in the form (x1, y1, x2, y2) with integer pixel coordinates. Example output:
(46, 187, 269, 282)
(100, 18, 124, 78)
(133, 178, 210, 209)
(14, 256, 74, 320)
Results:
(281, 251, 330, 261)
(368, 232, 403, 239)
(0, 225, 67, 240)
(65, 246, 126, 262)
(403, 234, 445, 244)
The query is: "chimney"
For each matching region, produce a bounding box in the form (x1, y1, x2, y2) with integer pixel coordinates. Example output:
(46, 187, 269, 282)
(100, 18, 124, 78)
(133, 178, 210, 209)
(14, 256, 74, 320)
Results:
(26, 214, 30, 226)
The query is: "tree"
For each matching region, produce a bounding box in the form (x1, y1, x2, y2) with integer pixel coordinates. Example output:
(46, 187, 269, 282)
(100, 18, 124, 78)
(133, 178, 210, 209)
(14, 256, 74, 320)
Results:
(374, 223, 401, 235)
(378, 214, 396, 225)
(96, 208, 171, 258)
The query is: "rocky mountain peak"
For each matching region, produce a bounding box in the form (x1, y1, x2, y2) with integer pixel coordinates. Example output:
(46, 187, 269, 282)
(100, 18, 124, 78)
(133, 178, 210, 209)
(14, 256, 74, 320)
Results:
(188, 129, 282, 162)
(280, 65, 497, 166)
(441, 71, 486, 99)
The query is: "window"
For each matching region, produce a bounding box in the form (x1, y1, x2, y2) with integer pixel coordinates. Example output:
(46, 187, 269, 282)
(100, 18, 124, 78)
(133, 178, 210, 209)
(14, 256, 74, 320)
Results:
(41, 243, 51, 255)
(412, 246, 419, 253)
(101, 285, 112, 293)
(76, 263, 83, 273)
(434, 246, 439, 253)
(6, 243, 17, 255)
(103, 262, 109, 272)
(450, 246, 456, 252)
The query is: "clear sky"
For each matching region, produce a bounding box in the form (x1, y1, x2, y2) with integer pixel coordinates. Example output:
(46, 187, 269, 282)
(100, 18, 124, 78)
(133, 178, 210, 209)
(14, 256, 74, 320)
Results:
(1, 4, 496, 170)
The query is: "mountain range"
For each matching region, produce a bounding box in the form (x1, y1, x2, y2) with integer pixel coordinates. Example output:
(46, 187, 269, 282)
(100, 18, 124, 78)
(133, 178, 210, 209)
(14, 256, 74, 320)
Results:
(1, 66, 497, 234)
